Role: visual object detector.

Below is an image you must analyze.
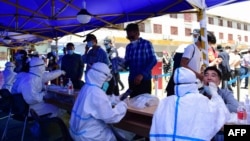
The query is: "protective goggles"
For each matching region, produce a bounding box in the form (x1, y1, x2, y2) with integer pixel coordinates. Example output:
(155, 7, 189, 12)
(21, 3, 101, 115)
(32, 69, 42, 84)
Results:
(91, 67, 112, 81)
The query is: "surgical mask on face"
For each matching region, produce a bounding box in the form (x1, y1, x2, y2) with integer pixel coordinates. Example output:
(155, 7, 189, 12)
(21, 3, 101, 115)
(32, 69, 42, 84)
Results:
(67, 50, 74, 55)
(193, 37, 198, 43)
(15, 54, 23, 61)
(105, 44, 111, 50)
(102, 82, 109, 92)
(52, 51, 56, 56)
(87, 41, 93, 48)
(127, 36, 136, 42)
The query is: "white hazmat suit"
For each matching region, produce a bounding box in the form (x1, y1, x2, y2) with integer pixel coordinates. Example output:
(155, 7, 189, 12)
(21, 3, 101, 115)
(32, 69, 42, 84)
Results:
(150, 67, 230, 141)
(2, 62, 17, 92)
(69, 62, 127, 141)
(11, 57, 65, 117)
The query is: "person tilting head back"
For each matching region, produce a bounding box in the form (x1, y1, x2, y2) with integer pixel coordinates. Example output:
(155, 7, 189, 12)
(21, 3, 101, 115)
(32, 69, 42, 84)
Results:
(150, 67, 230, 141)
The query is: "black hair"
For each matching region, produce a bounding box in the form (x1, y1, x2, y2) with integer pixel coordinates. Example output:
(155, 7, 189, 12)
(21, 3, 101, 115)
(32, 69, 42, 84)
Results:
(125, 23, 139, 32)
(66, 42, 74, 47)
(225, 46, 231, 49)
(207, 31, 216, 44)
(204, 66, 222, 80)
(197, 31, 216, 44)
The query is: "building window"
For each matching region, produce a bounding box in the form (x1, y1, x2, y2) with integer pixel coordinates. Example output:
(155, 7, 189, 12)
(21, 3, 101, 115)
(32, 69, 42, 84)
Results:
(153, 24, 162, 34)
(245, 36, 248, 42)
(237, 23, 241, 30)
(228, 33, 233, 41)
(184, 13, 192, 22)
(170, 14, 177, 18)
(138, 23, 145, 32)
(208, 17, 214, 25)
(227, 21, 232, 28)
(219, 19, 223, 26)
(244, 24, 248, 31)
(170, 26, 178, 35)
(219, 32, 224, 39)
(185, 28, 191, 36)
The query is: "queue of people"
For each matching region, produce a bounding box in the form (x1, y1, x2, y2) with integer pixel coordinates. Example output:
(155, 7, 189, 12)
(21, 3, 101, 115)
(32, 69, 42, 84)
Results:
(0, 24, 242, 141)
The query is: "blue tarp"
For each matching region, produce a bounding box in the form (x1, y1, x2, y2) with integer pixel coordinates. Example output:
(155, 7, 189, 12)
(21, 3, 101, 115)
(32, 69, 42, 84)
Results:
(0, 0, 247, 40)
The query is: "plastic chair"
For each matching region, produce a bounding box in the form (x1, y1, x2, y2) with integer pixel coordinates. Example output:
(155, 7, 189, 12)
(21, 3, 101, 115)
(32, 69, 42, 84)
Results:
(30, 108, 73, 141)
(1, 92, 31, 141)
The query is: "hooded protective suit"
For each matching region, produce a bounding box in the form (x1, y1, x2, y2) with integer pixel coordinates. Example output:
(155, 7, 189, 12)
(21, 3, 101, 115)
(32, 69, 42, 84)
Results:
(150, 67, 230, 141)
(2, 62, 17, 92)
(11, 57, 65, 116)
(69, 62, 127, 141)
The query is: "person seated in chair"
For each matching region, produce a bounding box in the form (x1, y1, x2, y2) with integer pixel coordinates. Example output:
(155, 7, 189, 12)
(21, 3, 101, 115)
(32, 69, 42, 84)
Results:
(150, 67, 230, 141)
(199, 66, 239, 141)
(200, 66, 239, 113)
(11, 57, 65, 117)
(69, 62, 128, 141)
(2, 62, 17, 92)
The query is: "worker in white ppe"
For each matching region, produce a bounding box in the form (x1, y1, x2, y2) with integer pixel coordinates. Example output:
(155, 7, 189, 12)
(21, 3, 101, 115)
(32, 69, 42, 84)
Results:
(2, 62, 17, 92)
(150, 67, 230, 141)
(11, 57, 66, 117)
(69, 62, 128, 141)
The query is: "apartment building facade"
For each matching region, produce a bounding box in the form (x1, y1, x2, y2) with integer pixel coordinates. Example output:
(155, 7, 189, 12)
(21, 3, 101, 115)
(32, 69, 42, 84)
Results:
(54, 12, 250, 57)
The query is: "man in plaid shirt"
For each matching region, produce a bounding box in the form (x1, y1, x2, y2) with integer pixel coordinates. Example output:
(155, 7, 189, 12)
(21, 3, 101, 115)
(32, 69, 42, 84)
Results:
(124, 23, 157, 98)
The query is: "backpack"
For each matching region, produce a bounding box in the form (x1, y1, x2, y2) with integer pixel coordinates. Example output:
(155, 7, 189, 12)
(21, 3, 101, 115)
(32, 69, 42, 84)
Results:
(172, 45, 195, 73)
(166, 45, 195, 96)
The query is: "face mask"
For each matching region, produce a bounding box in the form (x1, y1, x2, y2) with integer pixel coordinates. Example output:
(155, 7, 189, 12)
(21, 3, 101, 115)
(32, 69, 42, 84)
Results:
(52, 51, 56, 56)
(105, 44, 111, 50)
(87, 41, 93, 48)
(102, 82, 109, 92)
(193, 37, 198, 43)
(127, 36, 137, 42)
(67, 50, 74, 55)
(15, 54, 23, 61)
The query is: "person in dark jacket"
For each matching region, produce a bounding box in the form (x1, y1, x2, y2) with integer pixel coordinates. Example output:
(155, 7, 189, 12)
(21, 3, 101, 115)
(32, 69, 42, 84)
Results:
(61, 43, 84, 89)
(14, 49, 29, 73)
(216, 45, 231, 90)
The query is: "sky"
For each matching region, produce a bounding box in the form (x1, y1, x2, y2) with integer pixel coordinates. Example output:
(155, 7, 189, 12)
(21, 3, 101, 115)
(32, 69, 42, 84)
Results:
(207, 1, 250, 22)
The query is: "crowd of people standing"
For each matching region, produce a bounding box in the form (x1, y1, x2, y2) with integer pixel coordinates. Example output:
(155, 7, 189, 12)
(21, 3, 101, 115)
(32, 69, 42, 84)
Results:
(0, 24, 246, 141)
